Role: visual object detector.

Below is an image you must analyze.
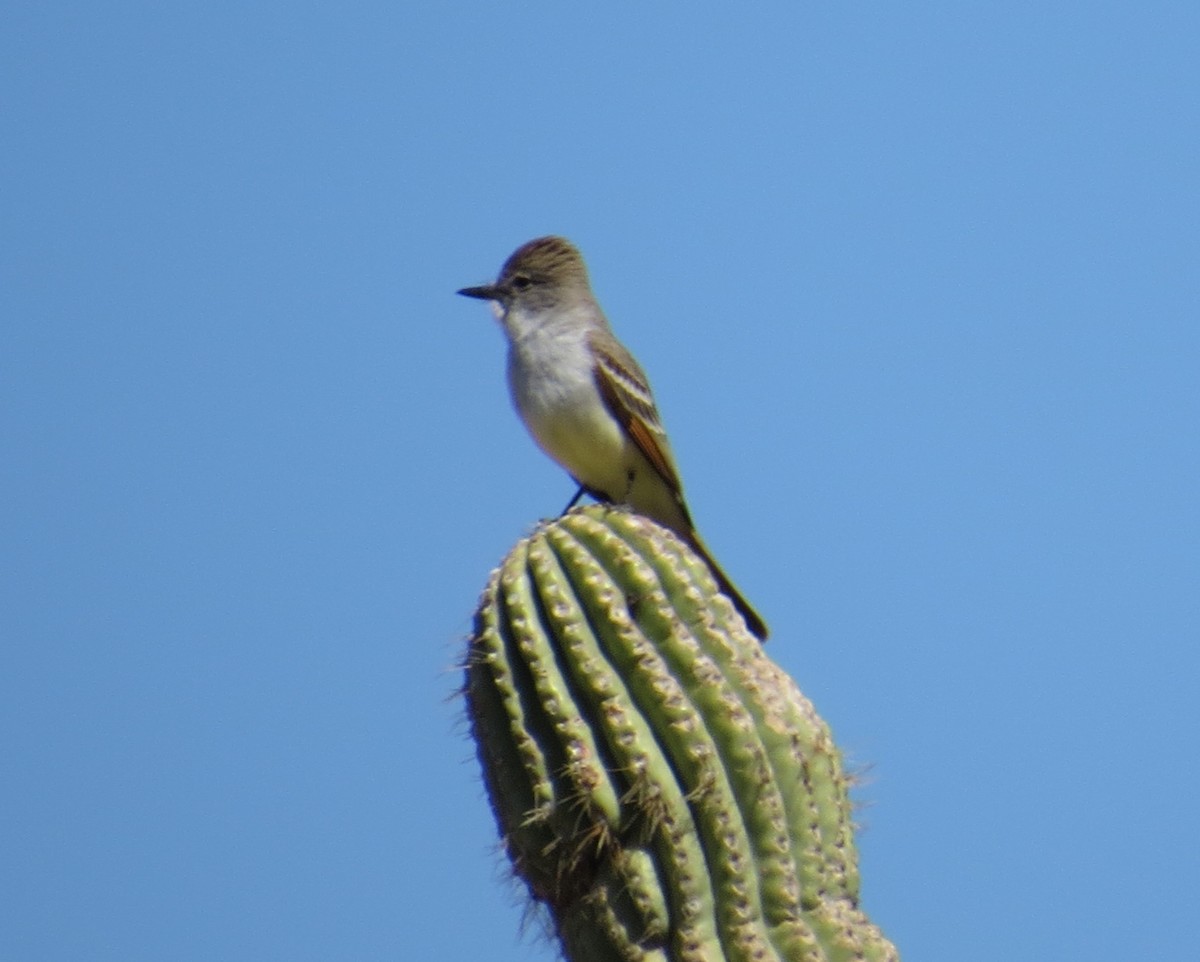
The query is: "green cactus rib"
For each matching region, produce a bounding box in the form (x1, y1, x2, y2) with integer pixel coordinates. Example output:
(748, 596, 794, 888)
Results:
(465, 505, 898, 962)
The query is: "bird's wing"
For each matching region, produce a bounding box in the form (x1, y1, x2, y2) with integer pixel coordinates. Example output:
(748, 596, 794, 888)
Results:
(589, 329, 683, 496)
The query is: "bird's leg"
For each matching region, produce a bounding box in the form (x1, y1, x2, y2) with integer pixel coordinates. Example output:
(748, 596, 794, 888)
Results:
(621, 468, 636, 503)
(587, 469, 637, 519)
(562, 473, 638, 517)
(561, 484, 587, 514)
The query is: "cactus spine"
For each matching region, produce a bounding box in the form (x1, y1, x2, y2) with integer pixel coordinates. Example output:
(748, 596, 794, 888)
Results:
(466, 506, 898, 962)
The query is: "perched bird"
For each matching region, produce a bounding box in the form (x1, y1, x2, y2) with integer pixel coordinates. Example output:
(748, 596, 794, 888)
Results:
(459, 236, 767, 640)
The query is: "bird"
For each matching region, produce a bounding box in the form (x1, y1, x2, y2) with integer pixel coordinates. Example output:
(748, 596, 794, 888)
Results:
(459, 236, 767, 640)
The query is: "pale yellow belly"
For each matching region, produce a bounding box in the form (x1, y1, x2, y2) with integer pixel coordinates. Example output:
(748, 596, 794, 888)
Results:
(526, 400, 689, 535)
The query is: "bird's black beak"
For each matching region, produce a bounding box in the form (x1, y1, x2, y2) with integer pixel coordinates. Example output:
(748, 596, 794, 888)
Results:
(457, 284, 500, 301)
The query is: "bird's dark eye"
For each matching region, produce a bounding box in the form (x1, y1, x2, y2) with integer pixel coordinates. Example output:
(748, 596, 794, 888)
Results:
(511, 274, 533, 290)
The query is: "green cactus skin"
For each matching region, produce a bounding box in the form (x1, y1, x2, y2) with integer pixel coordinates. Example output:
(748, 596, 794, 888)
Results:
(465, 506, 898, 962)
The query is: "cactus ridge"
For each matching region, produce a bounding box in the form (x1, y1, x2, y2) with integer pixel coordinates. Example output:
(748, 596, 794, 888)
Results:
(552, 521, 807, 941)
(466, 506, 898, 962)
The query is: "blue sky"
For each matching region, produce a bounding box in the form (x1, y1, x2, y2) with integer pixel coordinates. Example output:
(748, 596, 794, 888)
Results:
(3, 3, 1197, 959)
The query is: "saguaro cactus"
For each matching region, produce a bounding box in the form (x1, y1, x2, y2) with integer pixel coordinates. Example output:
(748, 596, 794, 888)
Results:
(465, 506, 898, 962)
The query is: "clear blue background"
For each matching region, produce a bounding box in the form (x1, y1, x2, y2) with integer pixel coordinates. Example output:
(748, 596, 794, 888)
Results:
(4, 3, 1197, 959)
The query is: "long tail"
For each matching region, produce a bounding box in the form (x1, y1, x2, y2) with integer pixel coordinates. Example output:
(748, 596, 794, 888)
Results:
(683, 528, 769, 641)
